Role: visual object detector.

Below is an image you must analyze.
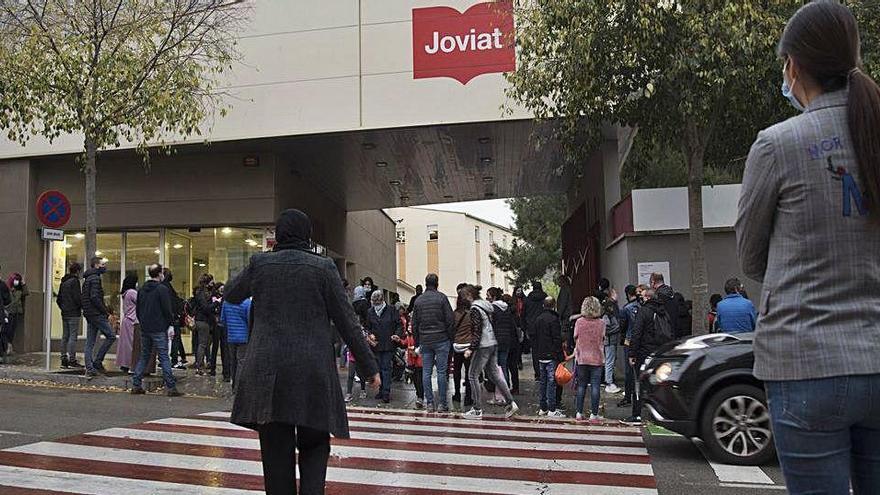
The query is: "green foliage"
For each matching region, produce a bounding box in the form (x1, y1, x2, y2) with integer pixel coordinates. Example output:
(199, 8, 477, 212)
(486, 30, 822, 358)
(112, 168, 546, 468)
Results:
(0, 1, 245, 152)
(491, 195, 567, 286)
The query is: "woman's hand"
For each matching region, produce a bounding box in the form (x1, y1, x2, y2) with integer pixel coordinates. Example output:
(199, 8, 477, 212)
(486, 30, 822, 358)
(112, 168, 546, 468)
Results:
(366, 373, 381, 391)
(464, 349, 473, 359)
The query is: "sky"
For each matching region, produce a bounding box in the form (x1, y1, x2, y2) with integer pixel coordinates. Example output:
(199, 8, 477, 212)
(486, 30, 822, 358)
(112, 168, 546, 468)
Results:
(419, 199, 516, 229)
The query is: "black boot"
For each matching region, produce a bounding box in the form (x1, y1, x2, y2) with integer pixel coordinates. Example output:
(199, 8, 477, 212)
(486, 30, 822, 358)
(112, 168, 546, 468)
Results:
(60, 355, 70, 369)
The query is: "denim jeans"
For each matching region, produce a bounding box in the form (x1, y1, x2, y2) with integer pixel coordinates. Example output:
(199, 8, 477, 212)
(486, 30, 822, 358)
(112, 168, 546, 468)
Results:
(61, 317, 80, 361)
(84, 316, 116, 373)
(538, 360, 558, 412)
(604, 343, 617, 385)
(469, 345, 513, 410)
(375, 350, 393, 398)
(496, 345, 510, 387)
(133, 332, 176, 390)
(421, 340, 450, 408)
(576, 364, 603, 416)
(766, 375, 880, 495)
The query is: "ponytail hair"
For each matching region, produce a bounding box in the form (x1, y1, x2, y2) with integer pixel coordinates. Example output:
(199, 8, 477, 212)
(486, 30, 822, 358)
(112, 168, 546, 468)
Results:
(847, 68, 880, 220)
(779, 1, 880, 222)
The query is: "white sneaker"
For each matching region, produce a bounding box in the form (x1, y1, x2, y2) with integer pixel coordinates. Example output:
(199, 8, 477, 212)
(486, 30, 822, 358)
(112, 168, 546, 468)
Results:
(505, 401, 519, 418)
(359, 391, 367, 399)
(344, 394, 353, 403)
(538, 410, 548, 416)
(605, 384, 622, 394)
(463, 408, 483, 420)
(589, 414, 604, 425)
(547, 410, 566, 418)
(575, 412, 584, 421)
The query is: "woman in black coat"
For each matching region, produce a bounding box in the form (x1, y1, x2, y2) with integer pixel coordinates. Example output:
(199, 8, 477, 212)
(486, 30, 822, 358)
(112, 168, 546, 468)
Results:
(224, 209, 379, 495)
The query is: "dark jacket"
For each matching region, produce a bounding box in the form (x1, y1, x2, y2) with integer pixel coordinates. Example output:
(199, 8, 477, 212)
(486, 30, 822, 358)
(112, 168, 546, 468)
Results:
(224, 248, 378, 439)
(136, 280, 173, 334)
(491, 300, 515, 348)
(629, 298, 671, 362)
(163, 280, 184, 326)
(411, 288, 454, 346)
(193, 287, 217, 324)
(452, 307, 473, 345)
(407, 292, 421, 314)
(81, 268, 109, 319)
(655, 284, 681, 334)
(0, 282, 10, 308)
(532, 308, 562, 361)
(366, 304, 403, 352)
(524, 288, 547, 338)
(56, 274, 82, 318)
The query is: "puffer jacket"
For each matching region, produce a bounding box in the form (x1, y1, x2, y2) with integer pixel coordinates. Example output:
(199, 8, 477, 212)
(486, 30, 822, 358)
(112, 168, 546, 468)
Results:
(411, 288, 454, 346)
(491, 300, 515, 348)
(81, 268, 109, 318)
(57, 274, 82, 318)
(469, 299, 497, 350)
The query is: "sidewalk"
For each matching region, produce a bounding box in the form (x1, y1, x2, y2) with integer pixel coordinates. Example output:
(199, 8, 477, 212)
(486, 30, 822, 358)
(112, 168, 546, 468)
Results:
(1, 353, 635, 420)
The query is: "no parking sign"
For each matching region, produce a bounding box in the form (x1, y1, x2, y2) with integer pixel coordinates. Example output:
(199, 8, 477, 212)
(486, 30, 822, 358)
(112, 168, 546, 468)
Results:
(36, 190, 71, 229)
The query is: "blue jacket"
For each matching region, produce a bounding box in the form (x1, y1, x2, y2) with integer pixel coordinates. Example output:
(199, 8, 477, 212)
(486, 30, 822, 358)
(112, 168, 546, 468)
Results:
(715, 294, 756, 334)
(621, 300, 641, 340)
(221, 298, 251, 344)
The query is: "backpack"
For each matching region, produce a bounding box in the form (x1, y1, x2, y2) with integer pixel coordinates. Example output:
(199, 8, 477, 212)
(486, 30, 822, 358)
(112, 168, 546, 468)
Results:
(652, 310, 676, 343)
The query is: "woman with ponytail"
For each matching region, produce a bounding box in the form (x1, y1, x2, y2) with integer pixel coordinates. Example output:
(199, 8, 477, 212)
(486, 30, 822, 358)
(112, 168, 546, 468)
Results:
(736, 2, 880, 493)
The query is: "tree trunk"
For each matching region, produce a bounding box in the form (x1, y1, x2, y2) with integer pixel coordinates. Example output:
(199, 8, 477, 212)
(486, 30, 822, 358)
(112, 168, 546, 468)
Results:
(84, 136, 98, 260)
(683, 122, 710, 336)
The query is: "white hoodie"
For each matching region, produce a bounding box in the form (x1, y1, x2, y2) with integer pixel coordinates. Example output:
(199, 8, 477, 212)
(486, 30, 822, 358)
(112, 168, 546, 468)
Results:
(471, 299, 497, 348)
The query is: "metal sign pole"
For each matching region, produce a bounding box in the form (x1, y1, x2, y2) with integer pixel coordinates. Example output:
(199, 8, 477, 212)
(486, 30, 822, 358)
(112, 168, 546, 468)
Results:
(43, 239, 52, 371)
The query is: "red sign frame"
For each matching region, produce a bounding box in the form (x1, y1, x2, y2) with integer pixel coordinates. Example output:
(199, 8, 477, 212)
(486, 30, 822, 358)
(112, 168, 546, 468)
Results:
(36, 190, 71, 229)
(412, 1, 516, 84)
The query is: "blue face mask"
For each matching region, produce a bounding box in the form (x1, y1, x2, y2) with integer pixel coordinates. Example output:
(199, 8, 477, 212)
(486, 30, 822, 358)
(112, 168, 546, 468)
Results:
(782, 62, 805, 112)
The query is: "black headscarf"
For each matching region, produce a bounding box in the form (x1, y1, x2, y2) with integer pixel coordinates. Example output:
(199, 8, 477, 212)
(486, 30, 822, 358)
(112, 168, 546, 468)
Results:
(274, 209, 312, 252)
(121, 274, 138, 294)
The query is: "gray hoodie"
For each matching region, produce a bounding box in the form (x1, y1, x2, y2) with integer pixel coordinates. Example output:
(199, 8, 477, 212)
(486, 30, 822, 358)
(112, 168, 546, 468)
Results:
(470, 299, 497, 349)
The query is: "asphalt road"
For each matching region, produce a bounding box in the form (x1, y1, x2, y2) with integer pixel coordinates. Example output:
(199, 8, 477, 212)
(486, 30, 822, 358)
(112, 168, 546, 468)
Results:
(0, 382, 790, 494)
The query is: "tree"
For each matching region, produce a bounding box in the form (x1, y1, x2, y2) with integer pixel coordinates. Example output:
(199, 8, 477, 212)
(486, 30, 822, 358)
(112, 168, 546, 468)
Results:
(507, 1, 878, 334)
(0, 0, 247, 258)
(491, 195, 567, 286)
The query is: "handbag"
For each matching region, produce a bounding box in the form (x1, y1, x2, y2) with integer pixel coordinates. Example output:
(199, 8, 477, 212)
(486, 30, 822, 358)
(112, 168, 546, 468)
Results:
(555, 361, 573, 386)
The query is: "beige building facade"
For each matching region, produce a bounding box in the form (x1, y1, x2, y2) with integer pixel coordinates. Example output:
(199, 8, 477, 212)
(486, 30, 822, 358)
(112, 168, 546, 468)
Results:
(387, 207, 515, 305)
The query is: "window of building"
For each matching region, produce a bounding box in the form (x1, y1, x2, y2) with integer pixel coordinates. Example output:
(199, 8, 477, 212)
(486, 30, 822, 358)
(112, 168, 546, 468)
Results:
(490, 273, 496, 286)
(474, 225, 480, 242)
(427, 224, 439, 241)
(476, 270, 481, 284)
(396, 228, 406, 243)
(489, 230, 494, 245)
(502, 234, 507, 248)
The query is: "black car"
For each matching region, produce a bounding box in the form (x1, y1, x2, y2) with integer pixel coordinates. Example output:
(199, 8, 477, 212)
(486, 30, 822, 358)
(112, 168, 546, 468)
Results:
(639, 332, 775, 465)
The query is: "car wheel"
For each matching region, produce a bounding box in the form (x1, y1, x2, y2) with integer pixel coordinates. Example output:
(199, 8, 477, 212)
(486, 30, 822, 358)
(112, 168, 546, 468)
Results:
(700, 384, 775, 466)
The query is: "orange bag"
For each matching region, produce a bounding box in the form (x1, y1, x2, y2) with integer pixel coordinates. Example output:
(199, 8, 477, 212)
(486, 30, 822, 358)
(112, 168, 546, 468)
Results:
(555, 362, 573, 386)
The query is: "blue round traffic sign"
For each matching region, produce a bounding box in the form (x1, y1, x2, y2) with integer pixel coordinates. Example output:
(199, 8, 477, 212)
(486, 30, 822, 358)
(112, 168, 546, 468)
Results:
(36, 190, 71, 229)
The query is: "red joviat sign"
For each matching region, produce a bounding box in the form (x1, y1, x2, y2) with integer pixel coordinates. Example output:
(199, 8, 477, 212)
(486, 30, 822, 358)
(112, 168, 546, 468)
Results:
(412, 1, 515, 84)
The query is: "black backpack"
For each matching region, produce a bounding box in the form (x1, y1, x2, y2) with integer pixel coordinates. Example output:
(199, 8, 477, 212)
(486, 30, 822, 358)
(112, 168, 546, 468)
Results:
(652, 310, 676, 344)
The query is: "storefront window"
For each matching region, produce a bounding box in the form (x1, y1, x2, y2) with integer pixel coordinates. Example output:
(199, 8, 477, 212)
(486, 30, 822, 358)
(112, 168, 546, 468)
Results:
(166, 231, 193, 299)
(125, 232, 160, 283)
(170, 227, 264, 286)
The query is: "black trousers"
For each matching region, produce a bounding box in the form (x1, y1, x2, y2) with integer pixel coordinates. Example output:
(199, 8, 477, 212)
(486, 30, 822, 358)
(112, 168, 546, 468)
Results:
(452, 352, 472, 404)
(208, 324, 229, 378)
(506, 347, 520, 392)
(258, 423, 331, 495)
(632, 357, 646, 418)
(170, 325, 187, 364)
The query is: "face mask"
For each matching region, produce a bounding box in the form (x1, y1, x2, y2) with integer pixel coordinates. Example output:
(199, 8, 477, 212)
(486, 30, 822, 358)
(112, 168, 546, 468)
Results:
(782, 62, 805, 112)
(98, 266, 107, 274)
(13, 280, 20, 288)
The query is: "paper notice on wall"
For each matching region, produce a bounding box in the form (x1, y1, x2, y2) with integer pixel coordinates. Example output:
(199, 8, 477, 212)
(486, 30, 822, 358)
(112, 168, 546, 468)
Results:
(637, 262, 670, 286)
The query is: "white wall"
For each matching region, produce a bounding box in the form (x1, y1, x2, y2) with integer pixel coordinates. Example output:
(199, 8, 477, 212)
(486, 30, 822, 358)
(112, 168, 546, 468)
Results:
(631, 184, 741, 232)
(0, 0, 531, 160)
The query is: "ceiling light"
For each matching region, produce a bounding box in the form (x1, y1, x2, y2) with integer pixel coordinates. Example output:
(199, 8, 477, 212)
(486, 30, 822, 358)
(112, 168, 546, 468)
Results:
(375, 161, 388, 168)
(362, 143, 376, 150)
(245, 239, 258, 246)
(480, 157, 493, 164)
(94, 250, 102, 256)
(478, 137, 491, 144)
(198, 263, 206, 267)
(389, 180, 401, 186)
(154, 249, 160, 254)
(221, 227, 232, 234)
(74, 233, 85, 239)
(482, 176, 494, 183)
(173, 243, 183, 249)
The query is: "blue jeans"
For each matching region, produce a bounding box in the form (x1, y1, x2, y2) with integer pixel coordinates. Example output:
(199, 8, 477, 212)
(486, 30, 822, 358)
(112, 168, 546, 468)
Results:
(133, 332, 176, 390)
(538, 360, 557, 412)
(604, 343, 617, 385)
(375, 350, 393, 398)
(766, 375, 880, 495)
(421, 340, 450, 408)
(61, 317, 80, 361)
(496, 345, 510, 387)
(576, 364, 603, 416)
(84, 316, 116, 373)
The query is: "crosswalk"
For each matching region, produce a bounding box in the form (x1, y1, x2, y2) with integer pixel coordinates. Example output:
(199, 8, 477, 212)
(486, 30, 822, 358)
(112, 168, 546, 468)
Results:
(0, 406, 657, 494)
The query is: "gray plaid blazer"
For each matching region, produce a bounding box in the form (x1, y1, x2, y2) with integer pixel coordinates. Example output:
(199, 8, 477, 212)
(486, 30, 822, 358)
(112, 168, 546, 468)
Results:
(736, 89, 880, 381)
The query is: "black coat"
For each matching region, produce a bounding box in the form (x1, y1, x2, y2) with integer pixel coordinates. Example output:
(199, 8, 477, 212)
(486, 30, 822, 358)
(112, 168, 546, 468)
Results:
(491, 301, 516, 348)
(193, 288, 217, 324)
(56, 274, 82, 318)
(524, 289, 547, 338)
(411, 288, 454, 346)
(136, 280, 173, 334)
(628, 299, 670, 362)
(81, 269, 109, 318)
(366, 305, 403, 352)
(224, 248, 378, 438)
(532, 309, 562, 361)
